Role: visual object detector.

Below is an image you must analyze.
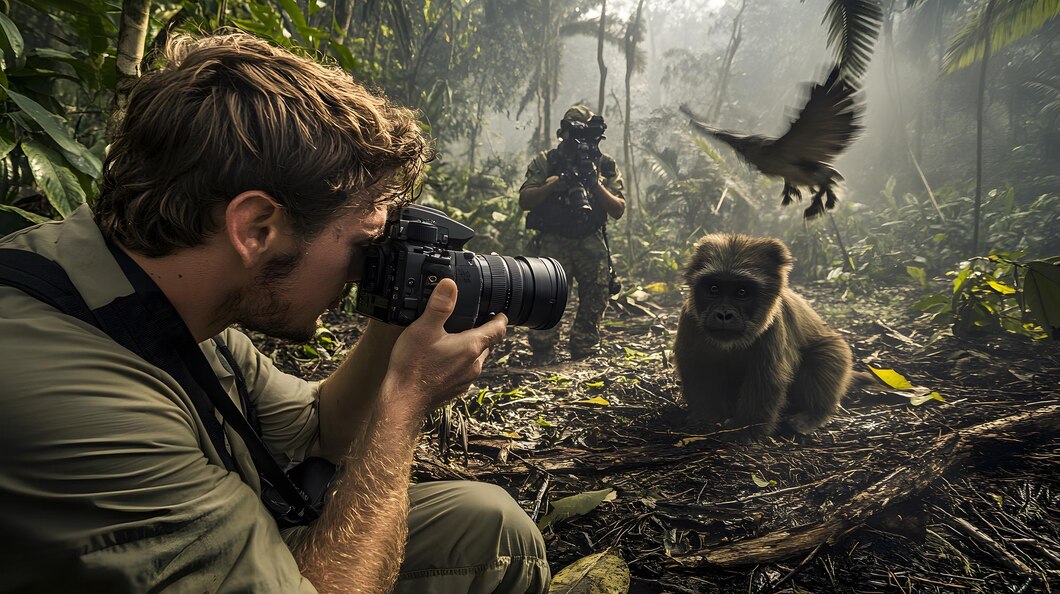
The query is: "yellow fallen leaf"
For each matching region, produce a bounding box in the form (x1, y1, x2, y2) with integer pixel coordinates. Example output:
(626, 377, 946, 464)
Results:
(573, 396, 610, 406)
(643, 281, 669, 294)
(868, 366, 914, 390)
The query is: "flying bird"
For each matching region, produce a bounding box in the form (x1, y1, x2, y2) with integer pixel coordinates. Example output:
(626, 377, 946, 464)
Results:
(681, 66, 863, 219)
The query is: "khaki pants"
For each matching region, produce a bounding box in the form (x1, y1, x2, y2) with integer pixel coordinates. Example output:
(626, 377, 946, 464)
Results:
(286, 481, 550, 593)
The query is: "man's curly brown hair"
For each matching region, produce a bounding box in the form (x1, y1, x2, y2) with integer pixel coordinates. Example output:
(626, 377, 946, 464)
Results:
(95, 31, 433, 257)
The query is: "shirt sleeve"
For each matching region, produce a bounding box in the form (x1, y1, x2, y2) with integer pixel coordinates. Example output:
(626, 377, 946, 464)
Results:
(518, 152, 550, 192)
(0, 298, 316, 593)
(600, 155, 625, 198)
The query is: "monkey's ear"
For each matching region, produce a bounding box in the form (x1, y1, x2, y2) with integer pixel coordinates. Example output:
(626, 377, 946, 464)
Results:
(765, 238, 795, 270)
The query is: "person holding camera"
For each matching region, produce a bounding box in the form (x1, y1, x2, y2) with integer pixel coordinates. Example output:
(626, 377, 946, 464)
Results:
(0, 33, 549, 593)
(519, 105, 626, 363)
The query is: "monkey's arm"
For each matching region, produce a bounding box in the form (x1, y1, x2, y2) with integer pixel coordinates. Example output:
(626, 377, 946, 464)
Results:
(728, 328, 797, 438)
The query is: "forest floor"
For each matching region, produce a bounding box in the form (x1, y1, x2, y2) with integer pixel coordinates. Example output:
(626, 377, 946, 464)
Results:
(264, 280, 1059, 594)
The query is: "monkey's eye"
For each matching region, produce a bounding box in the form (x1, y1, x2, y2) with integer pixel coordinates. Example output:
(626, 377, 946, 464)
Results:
(735, 288, 749, 299)
(709, 285, 720, 295)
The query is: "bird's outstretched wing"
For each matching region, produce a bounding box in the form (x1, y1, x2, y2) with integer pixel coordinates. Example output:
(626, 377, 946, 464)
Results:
(679, 104, 775, 171)
(771, 66, 863, 171)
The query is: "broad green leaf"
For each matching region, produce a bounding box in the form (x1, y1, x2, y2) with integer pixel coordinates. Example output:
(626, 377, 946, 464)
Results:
(867, 366, 914, 390)
(0, 203, 49, 224)
(0, 12, 24, 69)
(548, 549, 630, 594)
(0, 126, 15, 160)
(538, 488, 615, 530)
(987, 280, 1016, 295)
(3, 87, 101, 177)
(906, 266, 927, 287)
(1022, 260, 1060, 339)
(21, 139, 85, 217)
(751, 472, 776, 488)
(573, 396, 609, 406)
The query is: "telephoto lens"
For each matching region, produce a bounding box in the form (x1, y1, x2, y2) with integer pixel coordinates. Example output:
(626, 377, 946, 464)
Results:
(355, 205, 569, 332)
(470, 254, 567, 330)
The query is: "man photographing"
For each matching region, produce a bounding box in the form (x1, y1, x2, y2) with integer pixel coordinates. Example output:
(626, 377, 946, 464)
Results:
(0, 32, 548, 593)
(519, 105, 626, 363)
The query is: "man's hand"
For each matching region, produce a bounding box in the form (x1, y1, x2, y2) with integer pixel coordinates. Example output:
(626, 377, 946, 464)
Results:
(383, 278, 507, 417)
(519, 175, 564, 210)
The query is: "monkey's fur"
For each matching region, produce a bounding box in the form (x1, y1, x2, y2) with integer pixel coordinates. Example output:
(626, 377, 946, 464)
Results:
(674, 234, 852, 438)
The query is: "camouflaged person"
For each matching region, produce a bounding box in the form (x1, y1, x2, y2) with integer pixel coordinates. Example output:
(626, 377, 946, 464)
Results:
(519, 105, 626, 363)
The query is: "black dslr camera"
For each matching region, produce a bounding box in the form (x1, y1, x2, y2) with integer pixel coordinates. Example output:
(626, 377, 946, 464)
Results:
(356, 205, 569, 332)
(557, 115, 608, 222)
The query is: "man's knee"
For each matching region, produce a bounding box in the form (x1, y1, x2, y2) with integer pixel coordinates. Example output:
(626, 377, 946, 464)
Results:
(402, 481, 549, 593)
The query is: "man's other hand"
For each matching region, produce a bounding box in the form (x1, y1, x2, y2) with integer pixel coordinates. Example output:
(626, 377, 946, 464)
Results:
(383, 278, 507, 416)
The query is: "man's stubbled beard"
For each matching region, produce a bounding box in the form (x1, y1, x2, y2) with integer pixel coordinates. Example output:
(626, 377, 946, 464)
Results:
(229, 249, 315, 343)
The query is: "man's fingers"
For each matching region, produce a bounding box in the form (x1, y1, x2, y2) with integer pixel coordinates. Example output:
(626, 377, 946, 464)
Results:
(416, 278, 458, 328)
(473, 313, 508, 351)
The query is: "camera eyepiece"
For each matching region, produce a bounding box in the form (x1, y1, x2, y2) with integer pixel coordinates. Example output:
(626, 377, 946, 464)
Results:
(355, 206, 568, 332)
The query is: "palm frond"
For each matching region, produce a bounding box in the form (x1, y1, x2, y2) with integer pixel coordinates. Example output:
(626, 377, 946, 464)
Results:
(559, 18, 625, 46)
(639, 144, 681, 185)
(1025, 78, 1060, 125)
(822, 0, 884, 81)
(944, 0, 1060, 73)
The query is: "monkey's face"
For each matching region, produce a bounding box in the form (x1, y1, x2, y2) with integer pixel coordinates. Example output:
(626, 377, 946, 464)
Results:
(683, 234, 793, 350)
(691, 274, 761, 341)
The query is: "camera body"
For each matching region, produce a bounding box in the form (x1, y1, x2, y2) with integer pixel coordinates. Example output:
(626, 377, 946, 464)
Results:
(356, 205, 568, 332)
(557, 115, 608, 221)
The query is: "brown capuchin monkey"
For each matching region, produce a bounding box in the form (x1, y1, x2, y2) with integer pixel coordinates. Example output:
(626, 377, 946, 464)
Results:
(674, 233, 852, 439)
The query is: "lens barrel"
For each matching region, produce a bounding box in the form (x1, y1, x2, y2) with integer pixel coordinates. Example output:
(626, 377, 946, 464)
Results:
(474, 255, 567, 330)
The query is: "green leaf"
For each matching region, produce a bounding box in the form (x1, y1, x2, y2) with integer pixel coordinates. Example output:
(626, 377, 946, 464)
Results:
(867, 366, 914, 390)
(573, 396, 609, 406)
(0, 12, 25, 67)
(906, 265, 927, 287)
(0, 126, 15, 160)
(538, 488, 616, 530)
(1022, 260, 1060, 339)
(3, 87, 101, 177)
(547, 549, 630, 594)
(21, 138, 85, 217)
(751, 472, 776, 488)
(987, 279, 1016, 295)
(0, 203, 50, 224)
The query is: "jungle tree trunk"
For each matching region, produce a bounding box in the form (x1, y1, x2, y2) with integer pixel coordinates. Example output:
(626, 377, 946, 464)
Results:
(622, 0, 645, 247)
(110, 0, 151, 143)
(334, 0, 355, 42)
(973, 0, 998, 255)
(710, 0, 745, 121)
(597, 0, 607, 115)
(541, 0, 554, 152)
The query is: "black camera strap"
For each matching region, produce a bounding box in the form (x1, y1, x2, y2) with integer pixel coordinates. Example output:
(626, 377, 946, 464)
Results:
(0, 246, 322, 527)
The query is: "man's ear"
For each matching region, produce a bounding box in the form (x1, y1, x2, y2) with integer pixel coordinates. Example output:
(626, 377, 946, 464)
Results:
(224, 191, 291, 268)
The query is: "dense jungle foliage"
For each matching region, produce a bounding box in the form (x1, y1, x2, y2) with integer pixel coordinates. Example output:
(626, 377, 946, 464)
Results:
(0, 0, 1057, 337)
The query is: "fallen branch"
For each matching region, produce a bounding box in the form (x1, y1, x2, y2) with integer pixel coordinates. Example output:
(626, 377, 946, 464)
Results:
(675, 404, 1060, 567)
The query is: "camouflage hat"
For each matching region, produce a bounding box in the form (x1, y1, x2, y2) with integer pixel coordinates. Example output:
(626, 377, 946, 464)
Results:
(562, 105, 594, 123)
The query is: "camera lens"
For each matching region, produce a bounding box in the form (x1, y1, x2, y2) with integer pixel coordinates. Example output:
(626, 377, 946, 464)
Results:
(473, 255, 568, 330)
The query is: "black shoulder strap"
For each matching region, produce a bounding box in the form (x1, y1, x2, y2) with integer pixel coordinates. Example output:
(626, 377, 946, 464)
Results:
(0, 247, 316, 524)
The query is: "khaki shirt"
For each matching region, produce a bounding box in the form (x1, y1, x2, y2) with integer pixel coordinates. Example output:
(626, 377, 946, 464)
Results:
(0, 206, 318, 592)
